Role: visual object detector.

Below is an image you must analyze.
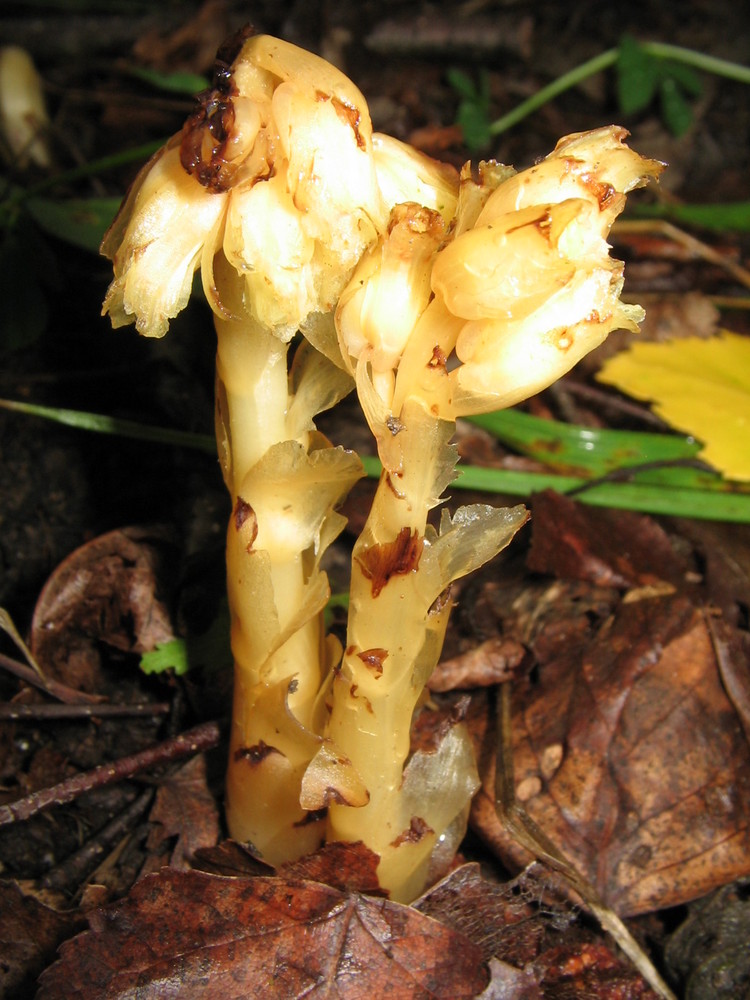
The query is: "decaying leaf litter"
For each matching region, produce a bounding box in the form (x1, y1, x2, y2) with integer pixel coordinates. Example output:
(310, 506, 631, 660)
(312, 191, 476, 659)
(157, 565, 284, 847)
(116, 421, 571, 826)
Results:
(1, 1, 749, 997)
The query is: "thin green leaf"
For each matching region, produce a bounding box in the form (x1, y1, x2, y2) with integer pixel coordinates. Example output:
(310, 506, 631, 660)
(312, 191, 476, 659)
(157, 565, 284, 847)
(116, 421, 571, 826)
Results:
(5, 398, 748, 522)
(446, 68, 479, 101)
(457, 102, 492, 151)
(0, 398, 216, 453)
(127, 66, 209, 96)
(628, 199, 750, 231)
(467, 408, 700, 476)
(361, 456, 750, 523)
(0, 607, 45, 679)
(26, 196, 122, 253)
(663, 60, 704, 96)
(617, 36, 659, 114)
(659, 76, 694, 135)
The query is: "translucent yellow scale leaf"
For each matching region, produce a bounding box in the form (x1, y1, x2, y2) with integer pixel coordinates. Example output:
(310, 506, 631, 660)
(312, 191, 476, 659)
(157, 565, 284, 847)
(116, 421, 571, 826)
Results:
(597, 331, 750, 481)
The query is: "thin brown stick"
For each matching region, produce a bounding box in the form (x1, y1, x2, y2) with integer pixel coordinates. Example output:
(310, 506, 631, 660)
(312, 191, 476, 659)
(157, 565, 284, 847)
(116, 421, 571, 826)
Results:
(41, 788, 155, 892)
(0, 651, 104, 705)
(0, 701, 171, 721)
(614, 219, 750, 290)
(0, 720, 221, 828)
(560, 379, 673, 429)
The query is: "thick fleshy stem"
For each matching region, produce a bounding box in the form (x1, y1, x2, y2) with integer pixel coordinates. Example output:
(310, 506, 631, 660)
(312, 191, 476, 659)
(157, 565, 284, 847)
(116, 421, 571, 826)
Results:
(218, 305, 360, 864)
(325, 381, 527, 900)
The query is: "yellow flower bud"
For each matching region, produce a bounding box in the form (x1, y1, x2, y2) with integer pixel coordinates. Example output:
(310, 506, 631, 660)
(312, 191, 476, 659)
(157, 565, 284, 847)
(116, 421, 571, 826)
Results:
(372, 133, 459, 224)
(0, 46, 51, 169)
(336, 202, 446, 375)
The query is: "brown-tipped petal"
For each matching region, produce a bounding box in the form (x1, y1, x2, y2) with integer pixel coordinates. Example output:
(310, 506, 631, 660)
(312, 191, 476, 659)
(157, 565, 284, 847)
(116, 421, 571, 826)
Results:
(476, 125, 664, 225)
(101, 145, 227, 338)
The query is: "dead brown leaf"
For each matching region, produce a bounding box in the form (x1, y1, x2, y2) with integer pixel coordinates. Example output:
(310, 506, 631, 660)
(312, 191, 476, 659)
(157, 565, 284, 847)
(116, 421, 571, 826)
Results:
(526, 491, 692, 591)
(414, 863, 555, 967)
(415, 864, 659, 998)
(470, 591, 750, 916)
(30, 526, 177, 691)
(0, 880, 81, 1000)
(144, 754, 220, 873)
(429, 638, 526, 693)
(36, 869, 489, 999)
(280, 840, 386, 897)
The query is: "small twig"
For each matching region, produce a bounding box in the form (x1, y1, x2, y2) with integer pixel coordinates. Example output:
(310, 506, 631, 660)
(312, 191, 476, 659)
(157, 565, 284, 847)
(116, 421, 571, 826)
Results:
(565, 457, 715, 496)
(0, 720, 220, 828)
(561, 380, 673, 429)
(495, 684, 677, 1000)
(41, 788, 155, 893)
(0, 701, 171, 721)
(0, 651, 105, 705)
(615, 219, 750, 291)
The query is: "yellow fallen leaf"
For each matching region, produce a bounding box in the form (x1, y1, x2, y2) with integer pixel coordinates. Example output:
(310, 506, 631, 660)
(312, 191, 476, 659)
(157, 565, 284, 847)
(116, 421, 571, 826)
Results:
(596, 331, 750, 481)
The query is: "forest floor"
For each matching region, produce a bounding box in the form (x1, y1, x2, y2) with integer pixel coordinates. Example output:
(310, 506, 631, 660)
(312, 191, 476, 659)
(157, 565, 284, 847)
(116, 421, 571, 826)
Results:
(1, 1, 749, 997)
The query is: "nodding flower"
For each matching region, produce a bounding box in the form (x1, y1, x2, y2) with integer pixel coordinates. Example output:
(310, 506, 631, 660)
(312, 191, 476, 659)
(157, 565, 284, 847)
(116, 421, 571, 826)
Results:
(432, 126, 664, 415)
(102, 32, 390, 342)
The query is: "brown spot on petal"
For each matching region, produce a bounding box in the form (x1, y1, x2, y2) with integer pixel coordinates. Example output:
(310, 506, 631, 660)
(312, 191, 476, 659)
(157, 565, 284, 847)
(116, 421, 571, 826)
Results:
(234, 740, 284, 766)
(324, 786, 370, 807)
(428, 345, 447, 370)
(356, 527, 423, 597)
(390, 816, 434, 848)
(385, 472, 405, 499)
(329, 94, 366, 150)
(580, 171, 617, 211)
(555, 328, 574, 352)
(357, 648, 388, 677)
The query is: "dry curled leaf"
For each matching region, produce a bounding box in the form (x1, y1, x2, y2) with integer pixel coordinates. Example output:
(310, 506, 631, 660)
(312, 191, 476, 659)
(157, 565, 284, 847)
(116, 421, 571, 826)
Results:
(415, 864, 659, 998)
(143, 754, 220, 873)
(0, 881, 81, 1000)
(429, 638, 526, 693)
(526, 490, 692, 591)
(37, 869, 489, 999)
(30, 526, 177, 692)
(471, 591, 750, 916)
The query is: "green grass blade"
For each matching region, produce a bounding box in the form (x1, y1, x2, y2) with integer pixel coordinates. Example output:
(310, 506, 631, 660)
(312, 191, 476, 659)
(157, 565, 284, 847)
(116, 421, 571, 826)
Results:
(466, 409, 700, 475)
(361, 455, 750, 522)
(4, 398, 747, 522)
(0, 398, 216, 454)
(629, 200, 750, 232)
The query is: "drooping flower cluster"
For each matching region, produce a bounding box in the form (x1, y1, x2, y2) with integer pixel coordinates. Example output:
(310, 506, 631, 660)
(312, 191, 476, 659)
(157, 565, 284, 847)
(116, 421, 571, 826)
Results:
(337, 127, 663, 424)
(102, 31, 456, 343)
